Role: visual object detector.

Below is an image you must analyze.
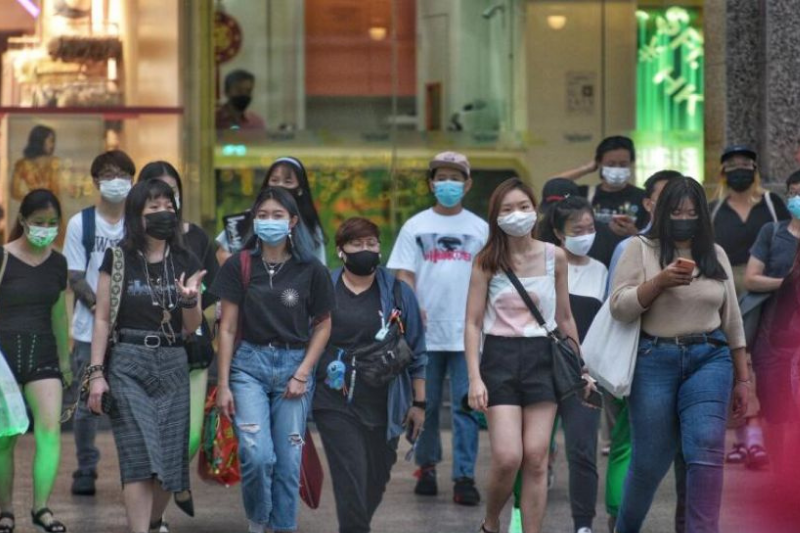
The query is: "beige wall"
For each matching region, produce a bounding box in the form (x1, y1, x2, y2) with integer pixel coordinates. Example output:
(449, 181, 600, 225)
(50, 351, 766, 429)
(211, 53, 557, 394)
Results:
(525, 0, 637, 190)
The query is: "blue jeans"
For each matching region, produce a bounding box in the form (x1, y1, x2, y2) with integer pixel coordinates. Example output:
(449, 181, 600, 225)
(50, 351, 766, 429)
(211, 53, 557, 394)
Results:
(71, 341, 101, 471)
(616, 331, 733, 533)
(230, 342, 314, 532)
(415, 351, 479, 480)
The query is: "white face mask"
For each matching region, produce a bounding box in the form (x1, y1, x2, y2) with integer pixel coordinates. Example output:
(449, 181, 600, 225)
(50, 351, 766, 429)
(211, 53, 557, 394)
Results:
(26, 225, 59, 247)
(602, 166, 631, 187)
(99, 178, 132, 203)
(564, 233, 596, 257)
(498, 211, 537, 237)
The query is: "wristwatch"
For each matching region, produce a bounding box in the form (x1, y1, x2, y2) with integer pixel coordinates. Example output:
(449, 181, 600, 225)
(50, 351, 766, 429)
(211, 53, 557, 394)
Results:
(412, 400, 427, 410)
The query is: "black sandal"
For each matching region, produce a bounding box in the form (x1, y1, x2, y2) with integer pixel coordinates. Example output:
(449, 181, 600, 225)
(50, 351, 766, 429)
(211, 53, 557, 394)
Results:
(479, 520, 499, 533)
(0, 512, 14, 533)
(31, 508, 66, 533)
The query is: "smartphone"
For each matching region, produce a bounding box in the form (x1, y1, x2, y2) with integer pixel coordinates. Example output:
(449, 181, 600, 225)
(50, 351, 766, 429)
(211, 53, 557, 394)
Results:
(675, 258, 696, 273)
(583, 388, 603, 410)
(612, 214, 634, 224)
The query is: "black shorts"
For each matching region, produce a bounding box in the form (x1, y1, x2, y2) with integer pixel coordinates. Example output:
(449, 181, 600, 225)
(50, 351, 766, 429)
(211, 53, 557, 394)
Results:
(0, 331, 62, 385)
(480, 335, 556, 407)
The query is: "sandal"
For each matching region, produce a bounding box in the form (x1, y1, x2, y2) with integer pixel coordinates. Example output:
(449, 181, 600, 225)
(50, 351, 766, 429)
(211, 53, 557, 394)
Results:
(31, 508, 66, 533)
(479, 520, 499, 533)
(746, 444, 770, 469)
(0, 512, 14, 533)
(725, 443, 747, 464)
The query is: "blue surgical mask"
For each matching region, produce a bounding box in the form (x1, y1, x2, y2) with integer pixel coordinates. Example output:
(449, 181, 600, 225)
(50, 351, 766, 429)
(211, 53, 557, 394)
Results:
(433, 180, 465, 208)
(788, 196, 800, 219)
(254, 219, 290, 245)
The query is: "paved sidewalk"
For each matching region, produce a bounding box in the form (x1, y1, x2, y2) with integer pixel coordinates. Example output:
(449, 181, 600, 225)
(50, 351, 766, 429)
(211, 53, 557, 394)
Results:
(2, 429, 788, 532)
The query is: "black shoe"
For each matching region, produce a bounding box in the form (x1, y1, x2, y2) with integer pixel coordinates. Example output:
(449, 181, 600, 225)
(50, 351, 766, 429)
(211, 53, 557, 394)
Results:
(71, 469, 97, 496)
(414, 465, 437, 496)
(453, 477, 480, 506)
(173, 490, 194, 517)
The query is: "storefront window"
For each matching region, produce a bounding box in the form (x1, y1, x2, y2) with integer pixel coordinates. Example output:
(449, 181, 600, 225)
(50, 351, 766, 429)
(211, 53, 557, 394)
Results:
(0, 0, 183, 240)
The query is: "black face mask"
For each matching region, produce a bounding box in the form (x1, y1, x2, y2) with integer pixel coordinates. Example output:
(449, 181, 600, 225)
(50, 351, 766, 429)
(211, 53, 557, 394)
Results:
(726, 169, 755, 192)
(343, 250, 381, 276)
(229, 95, 252, 112)
(144, 211, 178, 241)
(670, 218, 698, 242)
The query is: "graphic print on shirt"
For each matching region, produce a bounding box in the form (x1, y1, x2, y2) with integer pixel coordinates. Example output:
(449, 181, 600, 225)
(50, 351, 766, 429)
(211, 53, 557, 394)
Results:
(281, 288, 300, 308)
(126, 278, 177, 302)
(415, 233, 483, 263)
(94, 235, 122, 254)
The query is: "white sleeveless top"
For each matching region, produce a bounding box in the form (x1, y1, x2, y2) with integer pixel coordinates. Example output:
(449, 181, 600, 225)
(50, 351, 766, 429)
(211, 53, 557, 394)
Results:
(483, 243, 557, 338)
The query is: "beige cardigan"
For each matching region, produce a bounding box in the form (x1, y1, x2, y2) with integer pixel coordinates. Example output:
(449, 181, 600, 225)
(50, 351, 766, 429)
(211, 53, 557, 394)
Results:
(609, 237, 746, 350)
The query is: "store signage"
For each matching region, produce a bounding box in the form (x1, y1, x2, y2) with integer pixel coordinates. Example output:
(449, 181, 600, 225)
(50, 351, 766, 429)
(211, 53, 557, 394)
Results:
(635, 7, 704, 182)
(214, 11, 242, 64)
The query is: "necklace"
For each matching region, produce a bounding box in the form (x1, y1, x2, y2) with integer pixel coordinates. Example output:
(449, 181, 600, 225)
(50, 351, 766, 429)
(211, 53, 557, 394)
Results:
(139, 246, 177, 344)
(261, 254, 289, 288)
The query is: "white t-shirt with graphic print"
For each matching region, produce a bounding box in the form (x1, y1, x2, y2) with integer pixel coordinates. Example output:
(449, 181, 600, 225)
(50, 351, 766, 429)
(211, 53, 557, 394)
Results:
(387, 207, 488, 351)
(64, 210, 125, 342)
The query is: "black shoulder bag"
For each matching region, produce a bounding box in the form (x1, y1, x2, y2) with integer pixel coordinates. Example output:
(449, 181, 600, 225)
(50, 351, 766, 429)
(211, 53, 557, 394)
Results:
(347, 279, 414, 388)
(502, 267, 599, 406)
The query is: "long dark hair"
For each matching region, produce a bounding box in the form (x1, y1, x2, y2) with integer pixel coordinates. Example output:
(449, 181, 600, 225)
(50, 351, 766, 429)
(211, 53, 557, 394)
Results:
(261, 157, 326, 246)
(138, 161, 183, 217)
(10, 189, 62, 241)
(244, 187, 317, 264)
(537, 195, 594, 246)
(23, 125, 55, 159)
(121, 180, 184, 254)
(476, 177, 538, 274)
(646, 177, 727, 280)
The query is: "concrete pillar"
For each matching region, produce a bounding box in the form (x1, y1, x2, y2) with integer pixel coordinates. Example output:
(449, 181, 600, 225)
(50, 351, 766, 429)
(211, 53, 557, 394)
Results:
(723, 0, 761, 151)
(703, 0, 726, 184)
(761, 0, 800, 182)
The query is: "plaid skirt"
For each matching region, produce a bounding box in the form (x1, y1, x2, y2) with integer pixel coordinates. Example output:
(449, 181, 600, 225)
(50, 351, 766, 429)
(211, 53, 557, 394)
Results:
(108, 337, 190, 492)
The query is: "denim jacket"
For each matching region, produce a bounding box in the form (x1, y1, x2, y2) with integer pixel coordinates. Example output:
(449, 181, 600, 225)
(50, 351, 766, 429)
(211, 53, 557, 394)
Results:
(331, 267, 427, 441)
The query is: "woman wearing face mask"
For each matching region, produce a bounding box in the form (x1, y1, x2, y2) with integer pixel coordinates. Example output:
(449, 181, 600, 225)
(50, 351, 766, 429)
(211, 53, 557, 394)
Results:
(609, 177, 748, 533)
(216, 157, 327, 265)
(211, 187, 334, 533)
(709, 146, 789, 470)
(465, 178, 583, 533)
(537, 195, 606, 533)
(0, 190, 70, 533)
(86, 180, 206, 533)
(744, 171, 800, 471)
(137, 161, 220, 530)
(312, 217, 427, 533)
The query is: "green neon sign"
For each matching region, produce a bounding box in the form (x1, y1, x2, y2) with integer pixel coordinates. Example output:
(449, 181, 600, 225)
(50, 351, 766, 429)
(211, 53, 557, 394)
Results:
(634, 6, 704, 182)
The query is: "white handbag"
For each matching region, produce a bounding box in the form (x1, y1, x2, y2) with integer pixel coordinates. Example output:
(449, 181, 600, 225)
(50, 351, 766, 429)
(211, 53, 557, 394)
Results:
(582, 299, 640, 398)
(0, 248, 30, 437)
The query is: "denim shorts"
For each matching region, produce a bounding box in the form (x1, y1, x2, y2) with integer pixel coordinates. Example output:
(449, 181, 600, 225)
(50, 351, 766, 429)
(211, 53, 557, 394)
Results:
(480, 335, 556, 407)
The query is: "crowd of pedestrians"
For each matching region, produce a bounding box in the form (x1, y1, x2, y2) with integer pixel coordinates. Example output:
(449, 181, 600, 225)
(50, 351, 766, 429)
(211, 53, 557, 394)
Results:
(0, 137, 798, 533)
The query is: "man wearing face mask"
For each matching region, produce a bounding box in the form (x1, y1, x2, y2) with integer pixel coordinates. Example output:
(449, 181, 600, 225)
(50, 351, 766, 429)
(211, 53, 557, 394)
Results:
(552, 136, 648, 241)
(215, 69, 266, 132)
(63, 150, 134, 495)
(387, 151, 488, 506)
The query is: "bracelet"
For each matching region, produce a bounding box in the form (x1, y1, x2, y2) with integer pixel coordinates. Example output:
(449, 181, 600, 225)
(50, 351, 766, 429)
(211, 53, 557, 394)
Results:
(412, 400, 427, 409)
(85, 364, 105, 376)
(178, 296, 199, 309)
(291, 375, 308, 384)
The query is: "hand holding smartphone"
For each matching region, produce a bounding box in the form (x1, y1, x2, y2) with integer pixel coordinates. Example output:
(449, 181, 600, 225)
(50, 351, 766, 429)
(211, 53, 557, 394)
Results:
(675, 258, 696, 274)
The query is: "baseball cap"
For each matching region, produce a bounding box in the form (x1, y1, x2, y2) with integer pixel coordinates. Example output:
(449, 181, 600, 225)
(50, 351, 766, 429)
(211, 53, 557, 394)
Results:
(541, 178, 580, 207)
(721, 145, 757, 163)
(429, 151, 470, 177)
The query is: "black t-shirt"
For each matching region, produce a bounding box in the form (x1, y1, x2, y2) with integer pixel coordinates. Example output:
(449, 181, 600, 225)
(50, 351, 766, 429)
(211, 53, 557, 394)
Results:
(314, 277, 389, 427)
(210, 252, 335, 345)
(99, 247, 201, 333)
(0, 248, 67, 335)
(184, 223, 220, 309)
(711, 193, 791, 266)
(581, 183, 648, 229)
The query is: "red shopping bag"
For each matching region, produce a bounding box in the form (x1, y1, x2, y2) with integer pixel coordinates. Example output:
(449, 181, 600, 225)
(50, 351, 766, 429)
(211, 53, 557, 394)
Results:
(198, 386, 241, 487)
(300, 429, 324, 509)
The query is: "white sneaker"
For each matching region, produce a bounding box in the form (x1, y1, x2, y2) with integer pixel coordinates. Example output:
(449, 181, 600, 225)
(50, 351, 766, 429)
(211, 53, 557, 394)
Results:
(577, 528, 593, 533)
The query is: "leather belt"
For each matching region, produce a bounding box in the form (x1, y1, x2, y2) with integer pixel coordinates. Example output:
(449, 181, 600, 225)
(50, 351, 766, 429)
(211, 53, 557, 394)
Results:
(642, 332, 727, 348)
(119, 332, 184, 348)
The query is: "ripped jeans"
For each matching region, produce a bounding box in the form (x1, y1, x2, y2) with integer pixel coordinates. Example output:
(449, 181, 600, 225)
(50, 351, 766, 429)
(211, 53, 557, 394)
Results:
(230, 341, 314, 532)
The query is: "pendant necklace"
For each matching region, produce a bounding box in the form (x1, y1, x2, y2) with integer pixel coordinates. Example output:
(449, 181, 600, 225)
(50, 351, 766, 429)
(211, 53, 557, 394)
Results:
(261, 254, 288, 288)
(140, 246, 177, 344)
